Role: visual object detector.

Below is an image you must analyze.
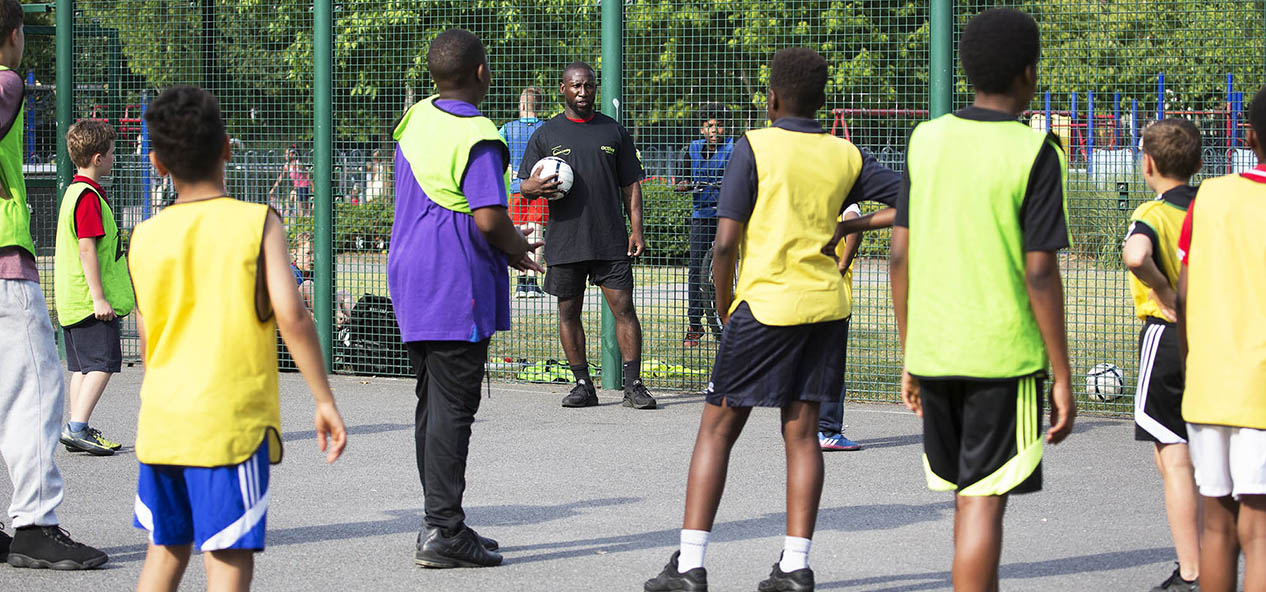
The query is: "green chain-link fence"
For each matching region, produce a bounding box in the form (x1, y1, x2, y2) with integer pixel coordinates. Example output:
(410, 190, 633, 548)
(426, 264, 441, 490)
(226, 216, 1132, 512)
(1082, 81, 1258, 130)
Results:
(27, 0, 1266, 413)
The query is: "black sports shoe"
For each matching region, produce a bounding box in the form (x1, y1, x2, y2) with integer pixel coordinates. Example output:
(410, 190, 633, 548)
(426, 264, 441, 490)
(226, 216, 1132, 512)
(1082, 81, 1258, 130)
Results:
(7, 526, 108, 570)
(623, 380, 657, 409)
(644, 551, 708, 591)
(757, 560, 814, 592)
(562, 381, 599, 408)
(1150, 564, 1199, 592)
(415, 527, 498, 553)
(415, 526, 502, 568)
(0, 522, 10, 562)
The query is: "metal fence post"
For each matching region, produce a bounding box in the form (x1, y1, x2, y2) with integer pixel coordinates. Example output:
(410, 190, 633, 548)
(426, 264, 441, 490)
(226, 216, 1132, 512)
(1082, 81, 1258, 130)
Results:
(313, 0, 334, 369)
(929, 0, 953, 117)
(599, 0, 623, 390)
(55, 0, 73, 204)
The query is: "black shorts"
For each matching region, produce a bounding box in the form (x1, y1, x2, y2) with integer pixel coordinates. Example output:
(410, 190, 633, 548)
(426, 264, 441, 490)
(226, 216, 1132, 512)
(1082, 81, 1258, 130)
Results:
(705, 302, 848, 408)
(544, 259, 634, 299)
(63, 317, 122, 374)
(1134, 318, 1187, 444)
(920, 373, 1045, 496)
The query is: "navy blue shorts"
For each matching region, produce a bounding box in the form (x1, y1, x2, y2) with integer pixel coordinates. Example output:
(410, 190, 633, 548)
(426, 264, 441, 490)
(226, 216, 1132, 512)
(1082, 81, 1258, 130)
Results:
(134, 440, 270, 551)
(705, 302, 848, 408)
(63, 317, 122, 374)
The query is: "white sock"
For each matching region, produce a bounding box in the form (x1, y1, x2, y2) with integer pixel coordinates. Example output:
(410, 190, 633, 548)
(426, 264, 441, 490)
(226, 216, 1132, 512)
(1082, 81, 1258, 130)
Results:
(677, 529, 710, 572)
(779, 536, 811, 572)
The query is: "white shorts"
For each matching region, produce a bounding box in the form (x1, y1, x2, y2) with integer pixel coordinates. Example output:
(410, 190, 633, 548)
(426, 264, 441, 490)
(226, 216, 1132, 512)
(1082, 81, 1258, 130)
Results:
(1187, 423, 1266, 499)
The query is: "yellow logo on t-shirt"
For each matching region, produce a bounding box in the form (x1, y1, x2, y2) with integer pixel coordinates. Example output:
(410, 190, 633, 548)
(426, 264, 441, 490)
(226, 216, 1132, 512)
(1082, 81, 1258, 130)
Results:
(551, 145, 571, 156)
(600, 145, 615, 155)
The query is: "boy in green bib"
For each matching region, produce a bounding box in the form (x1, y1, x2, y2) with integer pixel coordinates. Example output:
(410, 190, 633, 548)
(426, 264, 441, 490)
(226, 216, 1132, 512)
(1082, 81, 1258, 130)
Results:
(891, 8, 1075, 591)
(53, 120, 133, 456)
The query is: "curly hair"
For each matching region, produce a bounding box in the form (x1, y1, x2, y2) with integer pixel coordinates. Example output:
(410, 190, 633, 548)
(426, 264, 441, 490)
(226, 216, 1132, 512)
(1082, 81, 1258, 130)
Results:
(428, 29, 485, 84)
(1142, 119, 1202, 180)
(769, 48, 827, 112)
(697, 102, 728, 126)
(66, 120, 117, 168)
(143, 86, 226, 182)
(1251, 85, 1266, 145)
(960, 8, 1040, 94)
(0, 0, 20, 45)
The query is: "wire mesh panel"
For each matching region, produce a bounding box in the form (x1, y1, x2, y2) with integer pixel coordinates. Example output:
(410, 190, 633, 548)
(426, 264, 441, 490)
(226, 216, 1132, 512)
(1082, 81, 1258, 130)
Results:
(622, 1, 927, 395)
(60, 1, 314, 363)
(955, 1, 1266, 413)
(331, 1, 601, 380)
(20, 5, 57, 308)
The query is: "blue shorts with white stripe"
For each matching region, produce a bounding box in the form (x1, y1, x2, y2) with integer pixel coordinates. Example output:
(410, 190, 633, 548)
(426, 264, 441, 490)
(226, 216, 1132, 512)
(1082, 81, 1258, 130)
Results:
(134, 439, 270, 551)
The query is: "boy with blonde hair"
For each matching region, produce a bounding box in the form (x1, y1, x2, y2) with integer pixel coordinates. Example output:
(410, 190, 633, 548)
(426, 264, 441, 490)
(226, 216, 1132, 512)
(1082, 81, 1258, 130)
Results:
(54, 119, 132, 456)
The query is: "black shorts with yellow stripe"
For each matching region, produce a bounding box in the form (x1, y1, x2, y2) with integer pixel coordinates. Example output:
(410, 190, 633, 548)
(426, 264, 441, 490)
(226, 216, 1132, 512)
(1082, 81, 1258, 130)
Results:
(919, 373, 1045, 496)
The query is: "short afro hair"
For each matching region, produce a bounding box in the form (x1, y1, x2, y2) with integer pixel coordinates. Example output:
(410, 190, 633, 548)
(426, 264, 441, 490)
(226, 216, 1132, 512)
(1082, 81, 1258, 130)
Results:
(427, 29, 486, 84)
(66, 120, 117, 168)
(562, 61, 595, 81)
(960, 8, 1040, 94)
(0, 0, 20, 45)
(144, 86, 226, 182)
(1250, 84, 1266, 141)
(1142, 119, 1202, 180)
(769, 47, 828, 111)
(697, 103, 728, 125)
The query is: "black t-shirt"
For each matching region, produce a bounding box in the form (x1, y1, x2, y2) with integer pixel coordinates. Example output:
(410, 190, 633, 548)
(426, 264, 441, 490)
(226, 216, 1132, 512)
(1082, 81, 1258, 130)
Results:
(894, 106, 1070, 252)
(520, 113, 645, 265)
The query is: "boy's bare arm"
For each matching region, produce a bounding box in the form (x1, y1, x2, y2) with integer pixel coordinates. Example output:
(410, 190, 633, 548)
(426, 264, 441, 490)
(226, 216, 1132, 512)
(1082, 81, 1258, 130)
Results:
(473, 206, 544, 272)
(1122, 233, 1176, 320)
(712, 217, 743, 325)
(826, 208, 896, 258)
(889, 226, 921, 415)
(136, 311, 147, 370)
(837, 209, 865, 274)
(1024, 250, 1075, 444)
(78, 237, 115, 321)
(261, 210, 346, 463)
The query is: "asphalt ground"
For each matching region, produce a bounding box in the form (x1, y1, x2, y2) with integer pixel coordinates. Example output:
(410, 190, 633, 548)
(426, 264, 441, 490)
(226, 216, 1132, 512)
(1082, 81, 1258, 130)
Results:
(2, 367, 1181, 591)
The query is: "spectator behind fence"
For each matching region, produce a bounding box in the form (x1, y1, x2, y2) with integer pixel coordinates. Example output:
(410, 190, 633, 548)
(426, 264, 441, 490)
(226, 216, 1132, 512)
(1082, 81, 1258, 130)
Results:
(364, 149, 389, 203)
(674, 103, 732, 346)
(53, 119, 134, 457)
(0, 0, 110, 569)
(501, 86, 548, 298)
(270, 146, 312, 219)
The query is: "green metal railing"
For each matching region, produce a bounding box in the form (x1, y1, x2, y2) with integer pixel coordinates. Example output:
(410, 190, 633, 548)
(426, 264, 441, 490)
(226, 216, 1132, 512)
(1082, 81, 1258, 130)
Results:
(26, 0, 1265, 414)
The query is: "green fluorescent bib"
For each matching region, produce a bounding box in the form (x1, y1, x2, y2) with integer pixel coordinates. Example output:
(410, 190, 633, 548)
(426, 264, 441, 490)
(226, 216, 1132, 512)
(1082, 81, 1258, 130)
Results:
(904, 114, 1067, 378)
(54, 182, 135, 324)
(0, 65, 31, 255)
(393, 95, 509, 214)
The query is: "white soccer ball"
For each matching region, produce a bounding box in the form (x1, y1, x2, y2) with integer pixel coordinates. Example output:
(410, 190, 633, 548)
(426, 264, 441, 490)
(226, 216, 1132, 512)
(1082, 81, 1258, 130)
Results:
(1085, 363, 1125, 402)
(530, 156, 574, 200)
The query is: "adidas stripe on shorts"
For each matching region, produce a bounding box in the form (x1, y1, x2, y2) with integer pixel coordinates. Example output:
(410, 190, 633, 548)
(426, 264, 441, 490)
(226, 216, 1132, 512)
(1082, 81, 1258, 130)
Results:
(1133, 318, 1187, 444)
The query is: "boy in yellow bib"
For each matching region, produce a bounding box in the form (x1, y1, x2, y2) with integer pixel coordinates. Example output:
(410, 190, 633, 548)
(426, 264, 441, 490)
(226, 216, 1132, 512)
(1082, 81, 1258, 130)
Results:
(53, 120, 132, 456)
(1177, 84, 1266, 592)
(128, 86, 347, 592)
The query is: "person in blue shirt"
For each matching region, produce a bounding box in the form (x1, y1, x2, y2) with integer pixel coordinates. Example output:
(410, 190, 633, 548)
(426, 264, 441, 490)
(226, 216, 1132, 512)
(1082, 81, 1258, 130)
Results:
(500, 86, 548, 298)
(675, 104, 734, 346)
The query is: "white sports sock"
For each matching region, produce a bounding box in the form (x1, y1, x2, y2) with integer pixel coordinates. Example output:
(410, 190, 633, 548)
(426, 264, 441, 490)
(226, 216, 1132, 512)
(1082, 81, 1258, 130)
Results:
(677, 529, 710, 572)
(779, 536, 811, 572)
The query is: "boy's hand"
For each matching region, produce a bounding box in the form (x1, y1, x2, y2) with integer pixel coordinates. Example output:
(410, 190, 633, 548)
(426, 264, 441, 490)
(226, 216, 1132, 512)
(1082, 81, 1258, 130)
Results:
(1150, 287, 1178, 322)
(1046, 378, 1076, 444)
(520, 172, 560, 199)
(314, 401, 347, 463)
(901, 370, 921, 416)
(93, 297, 116, 321)
(509, 242, 545, 273)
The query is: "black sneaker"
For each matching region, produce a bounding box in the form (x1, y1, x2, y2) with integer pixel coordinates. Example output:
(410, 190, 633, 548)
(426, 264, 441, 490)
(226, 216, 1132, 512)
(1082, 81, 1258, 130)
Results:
(644, 551, 708, 591)
(1151, 564, 1199, 592)
(623, 380, 657, 409)
(7, 526, 108, 570)
(562, 381, 599, 408)
(415, 527, 498, 552)
(757, 561, 814, 592)
(415, 526, 502, 568)
(0, 522, 10, 563)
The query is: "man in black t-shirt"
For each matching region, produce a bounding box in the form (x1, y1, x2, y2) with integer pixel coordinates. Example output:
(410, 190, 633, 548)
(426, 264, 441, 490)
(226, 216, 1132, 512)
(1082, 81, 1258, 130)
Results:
(520, 61, 655, 410)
